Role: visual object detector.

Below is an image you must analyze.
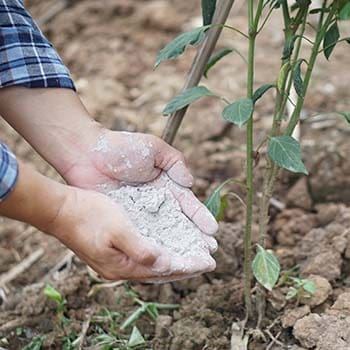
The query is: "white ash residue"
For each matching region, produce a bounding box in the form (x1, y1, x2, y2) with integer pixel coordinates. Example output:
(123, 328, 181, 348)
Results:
(106, 174, 215, 273)
(93, 133, 110, 153)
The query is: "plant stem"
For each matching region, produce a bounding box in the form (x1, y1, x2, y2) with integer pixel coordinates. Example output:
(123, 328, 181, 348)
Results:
(256, 3, 310, 328)
(285, 5, 337, 135)
(243, 0, 260, 320)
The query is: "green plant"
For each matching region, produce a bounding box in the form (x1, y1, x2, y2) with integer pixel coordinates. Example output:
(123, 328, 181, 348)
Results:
(120, 290, 179, 330)
(94, 326, 146, 350)
(43, 284, 69, 326)
(22, 336, 45, 350)
(154, 0, 350, 327)
(44, 284, 67, 313)
(286, 277, 316, 302)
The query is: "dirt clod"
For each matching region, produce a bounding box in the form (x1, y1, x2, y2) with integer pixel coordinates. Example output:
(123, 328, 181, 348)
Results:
(294, 313, 350, 349)
(281, 305, 311, 328)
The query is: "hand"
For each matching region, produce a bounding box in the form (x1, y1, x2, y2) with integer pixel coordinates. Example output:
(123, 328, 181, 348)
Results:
(0, 88, 218, 235)
(49, 186, 216, 281)
(62, 129, 218, 236)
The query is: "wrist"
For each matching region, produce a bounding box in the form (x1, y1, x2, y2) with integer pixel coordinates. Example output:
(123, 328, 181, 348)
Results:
(0, 161, 70, 235)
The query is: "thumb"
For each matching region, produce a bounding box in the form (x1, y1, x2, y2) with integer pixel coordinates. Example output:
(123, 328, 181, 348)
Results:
(110, 223, 157, 266)
(153, 138, 194, 188)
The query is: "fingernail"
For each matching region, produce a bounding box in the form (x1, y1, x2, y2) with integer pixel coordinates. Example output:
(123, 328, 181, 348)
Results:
(203, 235, 218, 253)
(193, 207, 219, 235)
(167, 161, 194, 187)
(151, 253, 171, 274)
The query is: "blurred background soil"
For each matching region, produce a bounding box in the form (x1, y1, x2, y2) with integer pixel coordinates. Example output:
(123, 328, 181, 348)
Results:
(0, 0, 349, 349)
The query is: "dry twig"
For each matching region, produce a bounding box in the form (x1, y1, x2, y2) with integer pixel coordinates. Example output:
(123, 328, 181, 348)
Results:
(0, 248, 44, 288)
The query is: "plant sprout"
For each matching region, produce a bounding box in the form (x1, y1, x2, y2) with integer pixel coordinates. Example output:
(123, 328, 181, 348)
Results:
(154, 0, 350, 326)
(286, 277, 316, 302)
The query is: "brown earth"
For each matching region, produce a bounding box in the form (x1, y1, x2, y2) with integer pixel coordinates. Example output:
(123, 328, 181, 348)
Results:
(0, 0, 350, 349)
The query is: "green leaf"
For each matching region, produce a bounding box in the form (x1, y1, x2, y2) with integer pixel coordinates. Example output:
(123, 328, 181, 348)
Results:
(162, 86, 216, 116)
(268, 136, 308, 174)
(303, 280, 316, 295)
(120, 307, 145, 330)
(222, 98, 254, 127)
(252, 84, 275, 104)
(22, 336, 45, 350)
(145, 303, 159, 321)
(290, 277, 304, 287)
(204, 48, 246, 78)
(252, 244, 280, 291)
(323, 22, 340, 60)
(293, 59, 304, 98)
(128, 326, 146, 348)
(337, 112, 350, 123)
(286, 287, 298, 300)
(202, 0, 216, 25)
(155, 26, 210, 68)
(277, 62, 290, 93)
(340, 2, 350, 20)
(44, 284, 64, 305)
(205, 181, 229, 220)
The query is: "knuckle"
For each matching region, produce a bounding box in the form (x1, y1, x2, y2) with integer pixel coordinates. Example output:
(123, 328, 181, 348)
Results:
(101, 271, 119, 281)
(136, 248, 154, 265)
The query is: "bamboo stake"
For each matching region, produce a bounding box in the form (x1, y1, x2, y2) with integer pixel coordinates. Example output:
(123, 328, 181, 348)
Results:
(162, 0, 235, 144)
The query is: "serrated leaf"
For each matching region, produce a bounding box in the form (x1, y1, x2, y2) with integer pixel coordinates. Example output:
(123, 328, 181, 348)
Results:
(323, 22, 340, 60)
(202, 0, 216, 25)
(340, 2, 350, 20)
(268, 136, 308, 174)
(252, 84, 275, 103)
(277, 62, 290, 93)
(293, 59, 304, 97)
(204, 48, 246, 78)
(44, 284, 64, 305)
(303, 280, 316, 295)
(162, 86, 215, 116)
(205, 181, 229, 219)
(155, 26, 210, 68)
(252, 244, 280, 291)
(128, 326, 145, 348)
(222, 98, 254, 127)
(337, 112, 350, 123)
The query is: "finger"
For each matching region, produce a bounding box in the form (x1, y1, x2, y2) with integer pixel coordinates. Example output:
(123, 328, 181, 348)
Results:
(201, 235, 218, 254)
(111, 223, 161, 267)
(153, 138, 194, 187)
(140, 255, 217, 283)
(167, 160, 194, 188)
(168, 183, 219, 235)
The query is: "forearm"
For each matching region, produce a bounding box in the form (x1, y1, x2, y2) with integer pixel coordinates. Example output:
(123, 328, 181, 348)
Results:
(0, 87, 102, 175)
(0, 160, 68, 233)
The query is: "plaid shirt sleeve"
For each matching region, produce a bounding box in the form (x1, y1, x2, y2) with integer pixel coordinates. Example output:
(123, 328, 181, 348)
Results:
(0, 142, 18, 200)
(0, 0, 75, 89)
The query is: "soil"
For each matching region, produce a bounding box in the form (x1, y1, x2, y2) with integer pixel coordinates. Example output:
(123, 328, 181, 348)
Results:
(0, 0, 349, 349)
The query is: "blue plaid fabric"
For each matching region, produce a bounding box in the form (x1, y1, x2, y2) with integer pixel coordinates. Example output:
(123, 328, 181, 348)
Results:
(0, 142, 18, 200)
(0, 0, 75, 89)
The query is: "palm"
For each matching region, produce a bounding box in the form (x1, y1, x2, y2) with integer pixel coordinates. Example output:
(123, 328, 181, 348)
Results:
(63, 131, 162, 190)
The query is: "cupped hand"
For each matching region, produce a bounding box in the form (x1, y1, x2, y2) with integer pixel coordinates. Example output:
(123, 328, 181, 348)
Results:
(62, 129, 218, 236)
(49, 186, 216, 281)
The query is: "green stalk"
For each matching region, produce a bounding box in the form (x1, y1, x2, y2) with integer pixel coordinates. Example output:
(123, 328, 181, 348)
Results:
(256, 4, 310, 328)
(285, 5, 337, 135)
(243, 0, 258, 319)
